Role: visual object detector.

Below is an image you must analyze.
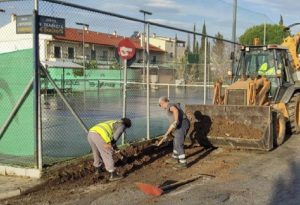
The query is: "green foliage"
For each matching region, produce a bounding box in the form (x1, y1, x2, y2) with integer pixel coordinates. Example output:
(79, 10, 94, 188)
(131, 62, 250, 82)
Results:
(193, 24, 196, 53)
(86, 60, 98, 69)
(187, 53, 199, 64)
(109, 58, 121, 70)
(73, 68, 83, 76)
(199, 22, 207, 63)
(239, 24, 290, 45)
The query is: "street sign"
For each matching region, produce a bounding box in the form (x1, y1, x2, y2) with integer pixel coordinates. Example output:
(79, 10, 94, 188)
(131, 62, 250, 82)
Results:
(117, 39, 136, 60)
(16, 15, 33, 34)
(39, 15, 65, 36)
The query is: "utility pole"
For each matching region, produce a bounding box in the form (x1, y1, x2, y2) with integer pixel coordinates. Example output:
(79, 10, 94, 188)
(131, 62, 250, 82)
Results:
(139, 9, 152, 84)
(76, 22, 89, 91)
(231, 0, 237, 73)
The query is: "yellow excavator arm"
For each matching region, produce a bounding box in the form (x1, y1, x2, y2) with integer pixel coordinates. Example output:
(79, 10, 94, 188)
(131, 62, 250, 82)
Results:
(281, 32, 300, 70)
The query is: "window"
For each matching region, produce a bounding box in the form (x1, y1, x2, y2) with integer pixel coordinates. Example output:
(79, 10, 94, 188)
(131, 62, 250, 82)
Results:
(91, 50, 96, 60)
(276, 50, 289, 82)
(68, 47, 74, 59)
(54, 46, 61, 58)
(101, 50, 108, 60)
(237, 49, 274, 76)
(152, 56, 157, 63)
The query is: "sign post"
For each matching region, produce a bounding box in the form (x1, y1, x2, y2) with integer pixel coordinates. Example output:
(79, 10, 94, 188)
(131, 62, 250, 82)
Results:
(117, 39, 136, 145)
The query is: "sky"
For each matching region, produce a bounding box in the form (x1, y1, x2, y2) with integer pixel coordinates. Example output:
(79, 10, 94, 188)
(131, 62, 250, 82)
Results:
(0, 0, 299, 42)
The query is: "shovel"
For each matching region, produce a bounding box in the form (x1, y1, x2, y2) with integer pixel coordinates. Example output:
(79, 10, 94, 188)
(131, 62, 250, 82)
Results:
(135, 174, 215, 196)
(155, 125, 175, 147)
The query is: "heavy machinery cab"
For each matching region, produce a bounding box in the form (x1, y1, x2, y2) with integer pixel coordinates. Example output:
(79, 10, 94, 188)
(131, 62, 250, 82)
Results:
(233, 45, 295, 103)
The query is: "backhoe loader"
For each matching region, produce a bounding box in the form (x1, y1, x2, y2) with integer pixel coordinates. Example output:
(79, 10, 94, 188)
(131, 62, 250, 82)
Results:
(186, 34, 300, 151)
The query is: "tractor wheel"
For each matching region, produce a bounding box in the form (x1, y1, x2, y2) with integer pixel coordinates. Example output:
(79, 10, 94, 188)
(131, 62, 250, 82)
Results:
(287, 93, 300, 134)
(274, 113, 286, 146)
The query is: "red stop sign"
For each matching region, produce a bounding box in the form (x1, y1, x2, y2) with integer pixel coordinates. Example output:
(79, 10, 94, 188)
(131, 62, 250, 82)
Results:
(117, 39, 136, 60)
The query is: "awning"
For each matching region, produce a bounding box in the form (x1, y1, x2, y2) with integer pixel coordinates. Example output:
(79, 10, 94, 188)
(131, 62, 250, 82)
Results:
(41, 61, 84, 69)
(129, 63, 159, 69)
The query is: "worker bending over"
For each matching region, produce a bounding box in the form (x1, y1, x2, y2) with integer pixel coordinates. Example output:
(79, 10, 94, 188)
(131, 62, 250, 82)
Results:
(88, 118, 132, 181)
(158, 96, 190, 169)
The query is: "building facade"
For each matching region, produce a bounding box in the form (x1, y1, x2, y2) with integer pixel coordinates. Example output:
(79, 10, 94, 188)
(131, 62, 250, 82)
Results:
(142, 33, 186, 63)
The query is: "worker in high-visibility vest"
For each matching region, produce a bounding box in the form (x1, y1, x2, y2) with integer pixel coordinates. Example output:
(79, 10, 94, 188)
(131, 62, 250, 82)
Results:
(88, 118, 131, 181)
(258, 60, 276, 76)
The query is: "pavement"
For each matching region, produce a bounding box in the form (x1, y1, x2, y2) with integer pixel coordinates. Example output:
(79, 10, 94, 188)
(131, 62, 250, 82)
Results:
(70, 134, 300, 205)
(0, 175, 46, 200)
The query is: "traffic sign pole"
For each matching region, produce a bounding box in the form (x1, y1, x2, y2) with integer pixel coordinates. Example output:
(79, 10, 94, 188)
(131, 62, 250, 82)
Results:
(117, 39, 136, 145)
(122, 59, 127, 145)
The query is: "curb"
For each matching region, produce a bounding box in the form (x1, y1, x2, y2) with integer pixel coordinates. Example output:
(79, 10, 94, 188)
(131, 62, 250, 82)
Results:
(0, 180, 49, 201)
(0, 189, 20, 200)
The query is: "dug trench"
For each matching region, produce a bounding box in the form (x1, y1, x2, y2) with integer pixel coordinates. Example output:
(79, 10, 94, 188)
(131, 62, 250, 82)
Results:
(3, 138, 241, 205)
(44, 140, 173, 186)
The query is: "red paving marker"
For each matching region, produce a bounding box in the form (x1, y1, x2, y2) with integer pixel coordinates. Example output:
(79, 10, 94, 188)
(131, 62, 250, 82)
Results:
(136, 174, 215, 196)
(135, 182, 163, 196)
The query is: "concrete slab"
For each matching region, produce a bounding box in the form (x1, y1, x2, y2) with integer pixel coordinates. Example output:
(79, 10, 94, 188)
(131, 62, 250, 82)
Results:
(0, 165, 41, 178)
(0, 175, 46, 200)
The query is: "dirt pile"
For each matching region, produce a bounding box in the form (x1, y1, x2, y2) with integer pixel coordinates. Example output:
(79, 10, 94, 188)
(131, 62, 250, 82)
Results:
(44, 139, 172, 187)
(208, 118, 263, 139)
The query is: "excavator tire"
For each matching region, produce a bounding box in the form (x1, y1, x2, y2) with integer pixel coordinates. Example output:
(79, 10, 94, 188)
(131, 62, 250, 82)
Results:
(287, 92, 300, 134)
(274, 113, 286, 146)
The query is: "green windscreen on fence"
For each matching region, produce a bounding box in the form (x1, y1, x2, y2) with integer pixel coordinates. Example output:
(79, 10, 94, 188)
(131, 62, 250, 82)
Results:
(0, 49, 35, 167)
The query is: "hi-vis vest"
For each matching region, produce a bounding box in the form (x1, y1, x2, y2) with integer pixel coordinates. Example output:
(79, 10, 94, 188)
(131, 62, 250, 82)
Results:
(89, 120, 117, 143)
(258, 63, 275, 75)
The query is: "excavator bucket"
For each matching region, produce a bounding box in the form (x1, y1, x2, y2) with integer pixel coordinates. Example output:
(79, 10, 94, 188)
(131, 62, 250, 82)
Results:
(185, 105, 273, 151)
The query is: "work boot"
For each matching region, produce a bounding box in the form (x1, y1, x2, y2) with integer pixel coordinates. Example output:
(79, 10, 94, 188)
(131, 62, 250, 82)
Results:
(109, 171, 123, 182)
(95, 166, 105, 175)
(173, 162, 188, 170)
(165, 157, 178, 164)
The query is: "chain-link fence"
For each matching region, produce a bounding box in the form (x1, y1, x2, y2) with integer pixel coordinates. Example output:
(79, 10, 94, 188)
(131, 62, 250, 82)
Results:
(0, 0, 275, 169)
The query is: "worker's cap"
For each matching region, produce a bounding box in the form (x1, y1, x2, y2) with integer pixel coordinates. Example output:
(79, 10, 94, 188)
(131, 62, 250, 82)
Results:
(121, 117, 132, 128)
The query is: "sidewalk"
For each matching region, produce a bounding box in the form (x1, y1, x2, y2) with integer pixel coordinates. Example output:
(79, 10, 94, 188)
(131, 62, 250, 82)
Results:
(0, 175, 47, 200)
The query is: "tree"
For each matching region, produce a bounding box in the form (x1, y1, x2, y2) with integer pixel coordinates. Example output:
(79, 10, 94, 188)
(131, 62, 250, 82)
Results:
(192, 24, 196, 53)
(210, 32, 231, 81)
(195, 41, 199, 54)
(199, 22, 207, 63)
(212, 32, 225, 58)
(239, 24, 290, 45)
(279, 15, 284, 26)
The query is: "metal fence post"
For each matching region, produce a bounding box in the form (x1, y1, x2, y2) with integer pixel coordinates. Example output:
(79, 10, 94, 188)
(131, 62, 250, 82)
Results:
(167, 84, 170, 99)
(204, 36, 207, 105)
(33, 0, 42, 170)
(122, 59, 127, 145)
(146, 23, 150, 140)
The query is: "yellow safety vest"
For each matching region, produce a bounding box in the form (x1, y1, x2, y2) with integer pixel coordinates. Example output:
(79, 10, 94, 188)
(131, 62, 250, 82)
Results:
(258, 63, 275, 75)
(89, 120, 117, 143)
